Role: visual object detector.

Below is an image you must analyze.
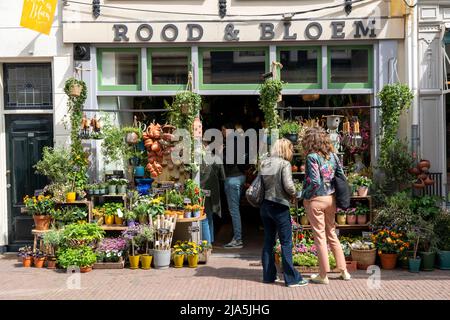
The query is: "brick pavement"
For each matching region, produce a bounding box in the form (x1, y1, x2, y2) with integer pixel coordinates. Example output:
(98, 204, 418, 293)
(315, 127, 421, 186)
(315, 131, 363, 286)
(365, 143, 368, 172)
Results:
(1, 254, 449, 300)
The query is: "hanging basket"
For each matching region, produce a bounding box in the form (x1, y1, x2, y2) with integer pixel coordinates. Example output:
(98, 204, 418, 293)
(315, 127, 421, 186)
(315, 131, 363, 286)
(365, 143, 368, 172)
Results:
(181, 103, 190, 115)
(69, 84, 82, 97)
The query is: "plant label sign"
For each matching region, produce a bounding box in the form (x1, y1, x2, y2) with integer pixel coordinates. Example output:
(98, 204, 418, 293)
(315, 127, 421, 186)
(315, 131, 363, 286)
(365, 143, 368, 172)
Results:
(20, 0, 57, 35)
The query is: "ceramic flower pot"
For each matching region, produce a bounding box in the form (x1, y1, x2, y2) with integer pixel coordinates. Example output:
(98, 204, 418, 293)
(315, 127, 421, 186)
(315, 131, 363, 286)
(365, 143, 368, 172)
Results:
(419, 251, 436, 271)
(347, 214, 357, 225)
(300, 216, 309, 226)
(357, 187, 368, 197)
(108, 185, 117, 195)
(66, 192, 76, 203)
(336, 215, 346, 225)
(437, 251, 450, 270)
(357, 215, 367, 225)
(140, 254, 152, 270)
(47, 258, 57, 269)
(104, 215, 115, 225)
(134, 166, 145, 177)
(380, 253, 398, 270)
(184, 212, 192, 219)
(129, 255, 140, 269)
(114, 216, 124, 225)
(117, 185, 127, 194)
(80, 266, 93, 273)
(188, 254, 199, 268)
(408, 257, 421, 273)
(33, 215, 51, 231)
(173, 254, 185, 268)
(153, 250, 171, 269)
(192, 211, 201, 218)
(22, 257, 32, 268)
(33, 257, 45, 268)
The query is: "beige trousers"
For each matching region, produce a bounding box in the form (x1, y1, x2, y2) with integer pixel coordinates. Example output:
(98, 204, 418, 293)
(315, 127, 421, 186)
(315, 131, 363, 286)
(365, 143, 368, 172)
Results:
(304, 195, 347, 276)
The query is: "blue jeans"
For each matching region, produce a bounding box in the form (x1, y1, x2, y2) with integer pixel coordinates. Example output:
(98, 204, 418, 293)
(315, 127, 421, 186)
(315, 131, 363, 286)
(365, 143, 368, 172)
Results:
(260, 200, 303, 286)
(201, 208, 214, 244)
(224, 175, 246, 241)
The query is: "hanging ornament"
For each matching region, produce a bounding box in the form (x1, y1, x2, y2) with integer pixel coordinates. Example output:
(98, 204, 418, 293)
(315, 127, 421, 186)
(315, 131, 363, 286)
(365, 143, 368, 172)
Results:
(193, 117, 203, 139)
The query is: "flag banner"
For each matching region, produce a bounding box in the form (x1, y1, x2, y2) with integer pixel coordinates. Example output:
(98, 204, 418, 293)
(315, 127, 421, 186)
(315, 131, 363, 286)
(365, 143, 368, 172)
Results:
(20, 0, 57, 35)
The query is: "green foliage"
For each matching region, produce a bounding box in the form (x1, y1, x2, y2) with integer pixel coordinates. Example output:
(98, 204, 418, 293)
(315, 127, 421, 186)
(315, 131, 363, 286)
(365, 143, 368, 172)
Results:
(434, 211, 450, 251)
(356, 203, 370, 216)
(259, 79, 283, 130)
(166, 190, 184, 208)
(353, 175, 373, 188)
(411, 195, 441, 222)
(57, 245, 97, 268)
(372, 192, 415, 230)
(102, 202, 124, 217)
(61, 223, 105, 244)
(279, 120, 300, 136)
(292, 252, 336, 268)
(102, 115, 126, 165)
(184, 179, 203, 206)
(53, 207, 88, 225)
(34, 147, 73, 184)
(133, 201, 150, 218)
(124, 209, 137, 221)
(166, 91, 202, 132)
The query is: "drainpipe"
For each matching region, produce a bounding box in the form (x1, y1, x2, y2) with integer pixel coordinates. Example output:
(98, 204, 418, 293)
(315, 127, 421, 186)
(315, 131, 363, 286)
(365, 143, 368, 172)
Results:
(410, 4, 420, 159)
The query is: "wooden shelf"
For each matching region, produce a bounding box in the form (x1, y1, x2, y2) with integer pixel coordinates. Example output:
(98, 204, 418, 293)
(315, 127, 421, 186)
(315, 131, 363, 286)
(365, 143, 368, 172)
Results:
(100, 225, 128, 231)
(89, 194, 127, 198)
(176, 215, 207, 223)
(299, 224, 370, 230)
(55, 200, 91, 205)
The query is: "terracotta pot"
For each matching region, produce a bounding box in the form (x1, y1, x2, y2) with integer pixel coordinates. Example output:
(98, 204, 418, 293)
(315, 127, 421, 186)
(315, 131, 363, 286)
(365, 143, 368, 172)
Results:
(66, 192, 76, 203)
(22, 257, 32, 268)
(424, 176, 435, 186)
(413, 179, 425, 189)
(33, 257, 46, 268)
(336, 215, 346, 225)
(357, 187, 368, 197)
(357, 214, 367, 225)
(347, 214, 357, 225)
(80, 266, 92, 273)
(104, 215, 115, 225)
(409, 167, 420, 175)
(47, 259, 57, 269)
(173, 254, 185, 268)
(126, 132, 139, 145)
(380, 253, 398, 270)
(418, 159, 431, 170)
(33, 215, 51, 231)
(418, 173, 428, 180)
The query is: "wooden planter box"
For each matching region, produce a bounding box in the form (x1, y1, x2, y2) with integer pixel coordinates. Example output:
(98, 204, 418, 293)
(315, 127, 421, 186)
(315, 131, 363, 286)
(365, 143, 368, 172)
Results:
(198, 249, 212, 264)
(93, 258, 125, 269)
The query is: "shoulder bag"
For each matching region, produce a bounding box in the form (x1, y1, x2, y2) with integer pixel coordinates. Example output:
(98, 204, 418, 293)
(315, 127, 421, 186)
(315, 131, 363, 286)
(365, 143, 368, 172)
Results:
(331, 153, 351, 209)
(245, 174, 265, 208)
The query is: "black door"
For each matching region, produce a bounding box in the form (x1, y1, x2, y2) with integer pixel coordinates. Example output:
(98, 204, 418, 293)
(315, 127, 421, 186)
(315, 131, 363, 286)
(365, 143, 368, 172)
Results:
(6, 115, 53, 251)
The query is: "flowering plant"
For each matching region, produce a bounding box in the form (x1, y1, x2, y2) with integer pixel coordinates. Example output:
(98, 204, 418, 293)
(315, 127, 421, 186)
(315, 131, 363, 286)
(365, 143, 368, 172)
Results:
(121, 225, 141, 256)
(17, 246, 33, 258)
(184, 179, 204, 206)
(198, 240, 212, 253)
(23, 194, 55, 216)
(371, 228, 410, 254)
(345, 208, 357, 216)
(353, 175, 372, 188)
(336, 208, 347, 216)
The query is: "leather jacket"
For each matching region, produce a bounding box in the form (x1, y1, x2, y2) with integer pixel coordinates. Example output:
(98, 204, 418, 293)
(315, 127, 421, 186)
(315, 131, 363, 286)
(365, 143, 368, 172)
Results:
(260, 156, 296, 208)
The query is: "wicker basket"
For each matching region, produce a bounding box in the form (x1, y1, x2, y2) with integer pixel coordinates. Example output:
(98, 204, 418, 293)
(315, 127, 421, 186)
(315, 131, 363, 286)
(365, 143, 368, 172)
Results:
(69, 84, 82, 97)
(351, 248, 376, 269)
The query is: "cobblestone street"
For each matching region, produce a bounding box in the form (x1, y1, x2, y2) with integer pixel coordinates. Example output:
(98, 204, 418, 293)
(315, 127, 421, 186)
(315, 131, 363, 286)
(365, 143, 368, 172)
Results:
(1, 254, 449, 300)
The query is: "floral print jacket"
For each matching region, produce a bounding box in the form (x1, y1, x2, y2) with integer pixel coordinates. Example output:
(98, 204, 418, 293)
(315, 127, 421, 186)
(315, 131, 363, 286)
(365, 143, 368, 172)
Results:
(302, 152, 344, 200)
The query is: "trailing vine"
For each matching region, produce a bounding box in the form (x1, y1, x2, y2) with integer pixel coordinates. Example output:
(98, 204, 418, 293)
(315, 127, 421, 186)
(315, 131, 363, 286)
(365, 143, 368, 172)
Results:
(165, 91, 202, 133)
(259, 79, 283, 131)
(64, 78, 89, 192)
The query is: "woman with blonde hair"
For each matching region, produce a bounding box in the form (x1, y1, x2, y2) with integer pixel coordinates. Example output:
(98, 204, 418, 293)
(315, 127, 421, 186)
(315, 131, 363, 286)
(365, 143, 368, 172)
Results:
(302, 127, 351, 284)
(259, 138, 308, 287)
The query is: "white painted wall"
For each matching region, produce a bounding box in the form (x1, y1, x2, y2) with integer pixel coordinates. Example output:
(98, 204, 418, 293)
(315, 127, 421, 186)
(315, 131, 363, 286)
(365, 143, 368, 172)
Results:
(0, 1, 72, 248)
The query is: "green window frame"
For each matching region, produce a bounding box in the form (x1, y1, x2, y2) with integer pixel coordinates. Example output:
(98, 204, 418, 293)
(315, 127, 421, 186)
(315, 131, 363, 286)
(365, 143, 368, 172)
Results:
(147, 48, 191, 91)
(327, 45, 373, 89)
(97, 48, 142, 91)
(276, 46, 322, 89)
(199, 47, 270, 90)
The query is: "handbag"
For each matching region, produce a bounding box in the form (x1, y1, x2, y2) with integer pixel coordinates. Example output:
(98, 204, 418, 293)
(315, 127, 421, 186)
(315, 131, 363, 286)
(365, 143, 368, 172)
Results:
(245, 174, 265, 208)
(331, 153, 351, 209)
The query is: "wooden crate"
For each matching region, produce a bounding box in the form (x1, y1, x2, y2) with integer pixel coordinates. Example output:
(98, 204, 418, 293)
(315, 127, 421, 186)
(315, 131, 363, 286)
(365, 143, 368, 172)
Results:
(93, 259, 125, 269)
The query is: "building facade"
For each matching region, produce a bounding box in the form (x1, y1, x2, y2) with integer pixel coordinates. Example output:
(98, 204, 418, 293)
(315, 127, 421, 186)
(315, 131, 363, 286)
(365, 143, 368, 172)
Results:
(0, 0, 427, 251)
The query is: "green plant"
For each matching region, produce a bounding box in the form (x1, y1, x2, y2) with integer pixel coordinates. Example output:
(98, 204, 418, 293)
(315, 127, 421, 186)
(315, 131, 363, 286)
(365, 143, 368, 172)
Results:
(356, 203, 370, 216)
(61, 223, 105, 244)
(23, 194, 55, 216)
(133, 201, 150, 218)
(336, 208, 347, 216)
(165, 91, 202, 133)
(101, 114, 126, 166)
(116, 178, 129, 186)
(411, 195, 441, 222)
(184, 179, 203, 206)
(259, 79, 283, 131)
(102, 202, 124, 217)
(57, 245, 97, 268)
(372, 191, 415, 230)
(122, 126, 143, 139)
(166, 190, 184, 208)
(43, 228, 62, 257)
(124, 209, 137, 221)
(64, 78, 89, 191)
(434, 210, 450, 251)
(279, 120, 300, 136)
(53, 206, 88, 225)
(353, 175, 373, 188)
(136, 224, 154, 253)
(34, 147, 73, 184)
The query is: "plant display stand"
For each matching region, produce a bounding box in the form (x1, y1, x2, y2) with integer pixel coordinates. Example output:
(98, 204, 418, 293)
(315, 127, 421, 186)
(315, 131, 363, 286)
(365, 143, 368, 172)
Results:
(31, 229, 50, 253)
(90, 194, 128, 230)
(93, 258, 125, 269)
(55, 200, 93, 222)
(173, 215, 206, 244)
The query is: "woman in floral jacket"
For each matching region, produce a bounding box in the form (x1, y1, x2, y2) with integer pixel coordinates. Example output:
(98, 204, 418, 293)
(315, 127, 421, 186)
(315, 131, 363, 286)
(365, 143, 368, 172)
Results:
(302, 127, 351, 284)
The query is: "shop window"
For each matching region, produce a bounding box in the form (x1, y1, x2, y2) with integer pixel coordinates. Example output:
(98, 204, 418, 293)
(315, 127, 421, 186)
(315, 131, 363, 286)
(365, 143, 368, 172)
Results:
(3, 63, 52, 109)
(200, 48, 268, 89)
(328, 46, 373, 89)
(148, 49, 190, 90)
(97, 49, 141, 91)
(278, 47, 321, 89)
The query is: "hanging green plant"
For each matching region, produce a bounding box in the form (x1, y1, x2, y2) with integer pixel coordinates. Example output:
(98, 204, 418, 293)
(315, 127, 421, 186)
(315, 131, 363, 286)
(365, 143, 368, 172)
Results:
(64, 78, 89, 192)
(259, 79, 283, 131)
(165, 91, 202, 132)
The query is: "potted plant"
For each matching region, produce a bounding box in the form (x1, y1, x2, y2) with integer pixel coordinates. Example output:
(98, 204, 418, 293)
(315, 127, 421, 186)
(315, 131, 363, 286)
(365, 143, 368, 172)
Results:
(23, 194, 55, 231)
(116, 178, 128, 195)
(192, 204, 202, 218)
(18, 246, 33, 267)
(198, 240, 212, 264)
(65, 171, 78, 203)
(407, 228, 422, 273)
(346, 208, 357, 225)
(279, 120, 300, 144)
(95, 237, 127, 267)
(33, 249, 46, 268)
(336, 208, 347, 225)
(64, 77, 83, 97)
(57, 245, 97, 273)
(136, 224, 154, 270)
(297, 207, 309, 226)
(172, 246, 186, 268)
(122, 126, 142, 145)
(372, 229, 408, 270)
(353, 175, 372, 197)
(259, 78, 283, 132)
(43, 228, 62, 269)
(350, 240, 376, 270)
(102, 202, 124, 226)
(134, 201, 150, 224)
(108, 178, 118, 195)
(124, 209, 137, 227)
(122, 225, 141, 269)
(61, 223, 105, 248)
(184, 205, 193, 219)
(434, 211, 450, 269)
(356, 203, 369, 225)
(153, 214, 176, 269)
(186, 242, 199, 268)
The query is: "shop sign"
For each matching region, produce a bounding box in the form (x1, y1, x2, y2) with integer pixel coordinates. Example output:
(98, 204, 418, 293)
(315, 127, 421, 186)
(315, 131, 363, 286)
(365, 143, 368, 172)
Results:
(20, 0, 57, 35)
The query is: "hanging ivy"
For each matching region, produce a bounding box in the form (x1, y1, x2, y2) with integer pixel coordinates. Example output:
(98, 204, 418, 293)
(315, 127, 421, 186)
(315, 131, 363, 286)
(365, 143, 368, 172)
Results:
(64, 78, 89, 191)
(165, 91, 202, 133)
(259, 79, 283, 131)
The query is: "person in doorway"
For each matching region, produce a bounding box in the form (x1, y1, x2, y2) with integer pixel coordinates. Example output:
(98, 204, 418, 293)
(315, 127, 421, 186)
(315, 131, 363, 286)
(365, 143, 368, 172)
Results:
(260, 138, 308, 287)
(200, 139, 225, 245)
(302, 127, 351, 284)
(221, 122, 248, 249)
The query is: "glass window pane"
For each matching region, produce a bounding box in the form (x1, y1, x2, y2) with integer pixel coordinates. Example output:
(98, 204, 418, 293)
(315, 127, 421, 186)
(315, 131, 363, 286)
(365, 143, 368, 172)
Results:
(202, 50, 266, 84)
(330, 48, 369, 83)
(280, 49, 318, 83)
(151, 51, 189, 85)
(101, 51, 139, 86)
(3, 63, 52, 109)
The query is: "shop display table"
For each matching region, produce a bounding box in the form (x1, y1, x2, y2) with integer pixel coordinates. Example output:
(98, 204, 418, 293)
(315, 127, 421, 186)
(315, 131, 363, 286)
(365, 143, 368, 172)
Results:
(173, 215, 206, 244)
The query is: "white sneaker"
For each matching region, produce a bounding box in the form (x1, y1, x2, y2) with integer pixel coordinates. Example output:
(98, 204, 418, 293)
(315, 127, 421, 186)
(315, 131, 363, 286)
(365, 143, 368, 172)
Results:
(340, 270, 351, 281)
(310, 274, 330, 285)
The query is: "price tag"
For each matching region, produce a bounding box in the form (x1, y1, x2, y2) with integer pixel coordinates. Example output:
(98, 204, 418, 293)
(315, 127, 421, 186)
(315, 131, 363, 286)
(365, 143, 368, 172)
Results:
(362, 231, 373, 240)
